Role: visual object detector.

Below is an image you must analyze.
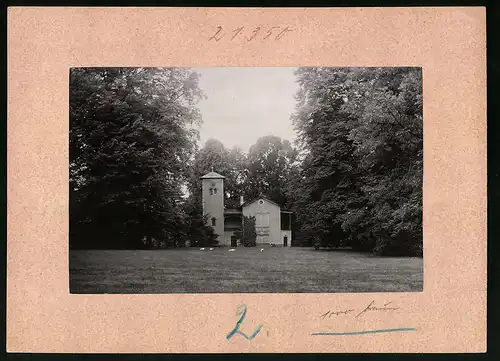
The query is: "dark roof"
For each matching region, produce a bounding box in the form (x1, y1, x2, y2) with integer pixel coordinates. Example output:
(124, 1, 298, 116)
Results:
(201, 171, 225, 179)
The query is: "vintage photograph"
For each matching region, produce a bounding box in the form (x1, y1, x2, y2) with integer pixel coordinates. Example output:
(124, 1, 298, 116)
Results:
(69, 67, 423, 293)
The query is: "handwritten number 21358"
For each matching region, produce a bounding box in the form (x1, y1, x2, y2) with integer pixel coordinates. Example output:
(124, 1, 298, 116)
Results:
(209, 26, 293, 42)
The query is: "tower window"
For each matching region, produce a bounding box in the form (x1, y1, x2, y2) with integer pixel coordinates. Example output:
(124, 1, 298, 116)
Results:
(211, 217, 216, 226)
(213, 188, 218, 194)
(209, 188, 213, 195)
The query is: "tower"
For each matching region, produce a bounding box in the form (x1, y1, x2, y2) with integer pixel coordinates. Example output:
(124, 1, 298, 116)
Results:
(201, 170, 225, 244)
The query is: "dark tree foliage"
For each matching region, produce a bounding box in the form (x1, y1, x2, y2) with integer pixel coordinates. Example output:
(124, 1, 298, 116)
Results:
(238, 216, 257, 247)
(70, 67, 203, 249)
(245, 135, 299, 207)
(186, 135, 298, 210)
(183, 199, 219, 247)
(187, 139, 247, 210)
(291, 67, 423, 256)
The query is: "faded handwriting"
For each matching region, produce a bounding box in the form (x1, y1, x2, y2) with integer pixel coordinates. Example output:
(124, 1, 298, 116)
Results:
(320, 308, 356, 319)
(227, 304, 263, 341)
(320, 301, 400, 320)
(209, 26, 294, 42)
(315, 301, 410, 336)
(355, 301, 399, 318)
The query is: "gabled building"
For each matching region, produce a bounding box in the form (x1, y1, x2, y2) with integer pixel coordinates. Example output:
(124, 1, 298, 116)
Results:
(201, 171, 292, 247)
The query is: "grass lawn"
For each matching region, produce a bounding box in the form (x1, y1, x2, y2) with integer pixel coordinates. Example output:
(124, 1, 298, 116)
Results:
(69, 247, 423, 293)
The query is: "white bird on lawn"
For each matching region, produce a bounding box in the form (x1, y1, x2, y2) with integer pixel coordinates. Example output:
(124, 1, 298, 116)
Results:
(209, 248, 214, 251)
(260, 248, 264, 252)
(229, 249, 236, 252)
(200, 248, 205, 251)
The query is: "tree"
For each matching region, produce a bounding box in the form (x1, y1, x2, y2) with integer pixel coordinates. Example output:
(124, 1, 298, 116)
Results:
(183, 198, 219, 247)
(341, 68, 423, 255)
(290, 67, 423, 256)
(291, 67, 362, 248)
(236, 216, 257, 247)
(226, 146, 248, 208)
(245, 135, 298, 206)
(69, 67, 204, 249)
(187, 139, 247, 210)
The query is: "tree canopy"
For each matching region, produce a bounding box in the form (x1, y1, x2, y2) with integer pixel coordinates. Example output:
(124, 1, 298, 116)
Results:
(290, 67, 423, 255)
(70, 67, 204, 249)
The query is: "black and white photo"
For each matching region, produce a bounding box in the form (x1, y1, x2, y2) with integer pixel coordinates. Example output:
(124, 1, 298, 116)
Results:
(69, 67, 423, 294)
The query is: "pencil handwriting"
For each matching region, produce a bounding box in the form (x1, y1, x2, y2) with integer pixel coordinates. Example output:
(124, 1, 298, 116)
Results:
(320, 308, 356, 319)
(209, 26, 294, 42)
(320, 301, 400, 320)
(355, 301, 400, 318)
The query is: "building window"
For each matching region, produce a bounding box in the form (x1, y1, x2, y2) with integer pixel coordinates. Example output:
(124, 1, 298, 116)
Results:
(258, 199, 264, 205)
(211, 217, 216, 226)
(213, 188, 218, 194)
(209, 188, 213, 195)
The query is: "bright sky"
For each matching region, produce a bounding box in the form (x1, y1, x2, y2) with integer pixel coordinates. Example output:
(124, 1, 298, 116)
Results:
(195, 67, 299, 152)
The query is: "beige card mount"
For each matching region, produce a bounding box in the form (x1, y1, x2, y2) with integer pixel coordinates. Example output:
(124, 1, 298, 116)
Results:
(7, 7, 486, 353)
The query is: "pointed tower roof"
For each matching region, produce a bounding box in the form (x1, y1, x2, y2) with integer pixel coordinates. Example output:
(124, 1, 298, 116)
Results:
(201, 171, 225, 179)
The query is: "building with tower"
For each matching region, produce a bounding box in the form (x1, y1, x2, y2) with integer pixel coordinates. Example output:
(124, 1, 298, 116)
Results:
(201, 170, 293, 247)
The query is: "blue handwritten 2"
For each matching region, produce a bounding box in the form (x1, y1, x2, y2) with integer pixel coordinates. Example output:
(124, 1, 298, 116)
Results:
(226, 305, 263, 341)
